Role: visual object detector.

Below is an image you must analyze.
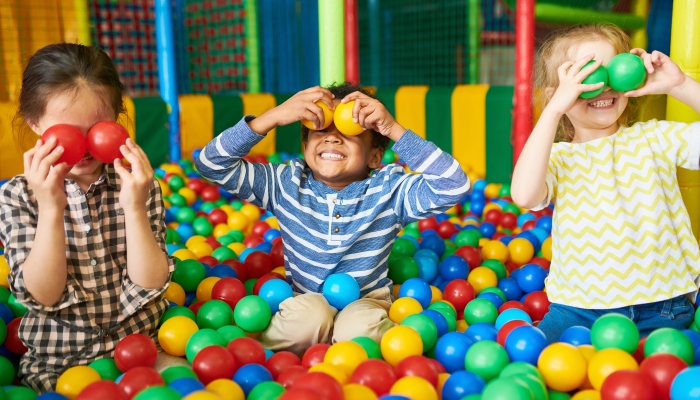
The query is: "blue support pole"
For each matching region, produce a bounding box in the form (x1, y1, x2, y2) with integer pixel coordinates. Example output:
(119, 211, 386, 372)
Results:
(155, 0, 181, 162)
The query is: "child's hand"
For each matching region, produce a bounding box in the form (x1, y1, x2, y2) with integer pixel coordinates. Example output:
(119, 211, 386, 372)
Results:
(23, 138, 70, 212)
(341, 92, 405, 141)
(624, 49, 687, 97)
(254, 87, 335, 133)
(114, 139, 153, 214)
(546, 54, 605, 116)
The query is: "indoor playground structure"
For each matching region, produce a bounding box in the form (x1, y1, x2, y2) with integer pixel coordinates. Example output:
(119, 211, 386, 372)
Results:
(1, 0, 700, 399)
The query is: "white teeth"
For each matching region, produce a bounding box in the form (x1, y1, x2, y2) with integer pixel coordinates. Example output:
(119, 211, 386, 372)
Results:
(589, 98, 614, 108)
(321, 153, 345, 159)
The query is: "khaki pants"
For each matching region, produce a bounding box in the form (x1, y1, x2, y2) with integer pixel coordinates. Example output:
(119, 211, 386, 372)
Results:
(258, 287, 395, 357)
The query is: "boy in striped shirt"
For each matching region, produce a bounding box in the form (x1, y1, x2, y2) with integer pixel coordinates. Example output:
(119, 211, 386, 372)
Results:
(196, 83, 469, 355)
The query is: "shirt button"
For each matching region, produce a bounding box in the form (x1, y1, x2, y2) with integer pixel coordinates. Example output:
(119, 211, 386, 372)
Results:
(335, 213, 341, 219)
(84, 225, 91, 232)
(90, 259, 97, 266)
(332, 199, 336, 204)
(333, 227, 339, 233)
(86, 192, 93, 199)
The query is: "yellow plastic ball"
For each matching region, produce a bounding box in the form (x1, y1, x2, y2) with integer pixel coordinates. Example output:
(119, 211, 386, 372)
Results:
(571, 390, 601, 400)
(159, 180, 172, 196)
(482, 202, 502, 214)
(381, 326, 423, 366)
(272, 266, 286, 276)
(206, 379, 245, 400)
(159, 316, 199, 356)
(484, 183, 502, 199)
(446, 205, 460, 215)
(587, 348, 638, 390)
(390, 376, 438, 400)
(240, 203, 261, 222)
(163, 198, 172, 208)
(456, 319, 469, 333)
(507, 238, 535, 266)
(437, 373, 451, 397)
(448, 217, 462, 225)
(325, 341, 368, 376)
(542, 237, 553, 261)
(266, 217, 280, 229)
(463, 219, 479, 227)
(343, 383, 378, 400)
(309, 362, 348, 384)
(481, 240, 509, 263)
(392, 284, 401, 300)
(430, 286, 443, 304)
(183, 392, 224, 400)
(578, 344, 597, 389)
(188, 242, 214, 259)
(173, 249, 197, 261)
(467, 267, 498, 294)
(165, 282, 186, 306)
(302, 100, 334, 130)
(56, 366, 101, 399)
(219, 204, 235, 215)
(167, 222, 179, 230)
(186, 235, 207, 246)
(467, 172, 481, 184)
(196, 277, 221, 302)
(537, 343, 588, 392)
(478, 237, 490, 249)
(0, 257, 9, 288)
(213, 224, 230, 238)
(227, 211, 249, 231)
(161, 163, 184, 175)
(228, 242, 248, 256)
(178, 187, 198, 206)
(389, 297, 423, 324)
(333, 101, 364, 136)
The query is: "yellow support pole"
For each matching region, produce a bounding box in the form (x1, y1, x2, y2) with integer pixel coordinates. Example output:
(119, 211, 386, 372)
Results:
(630, 0, 648, 50)
(667, 0, 700, 239)
(74, 0, 92, 45)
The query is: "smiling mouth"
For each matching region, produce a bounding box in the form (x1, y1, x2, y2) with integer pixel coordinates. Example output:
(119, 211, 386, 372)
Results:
(588, 97, 616, 108)
(319, 152, 347, 160)
(75, 153, 95, 166)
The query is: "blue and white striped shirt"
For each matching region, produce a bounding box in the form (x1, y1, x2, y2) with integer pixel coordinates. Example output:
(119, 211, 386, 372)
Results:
(195, 117, 470, 295)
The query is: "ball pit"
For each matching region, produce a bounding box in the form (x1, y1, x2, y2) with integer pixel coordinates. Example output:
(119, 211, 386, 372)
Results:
(0, 158, 694, 400)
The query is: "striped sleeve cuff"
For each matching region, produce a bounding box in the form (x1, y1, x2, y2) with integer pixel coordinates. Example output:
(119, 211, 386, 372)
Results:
(391, 130, 437, 170)
(217, 116, 267, 157)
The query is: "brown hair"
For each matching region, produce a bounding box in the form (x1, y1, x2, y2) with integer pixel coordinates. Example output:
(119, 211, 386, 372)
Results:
(534, 24, 643, 142)
(300, 82, 391, 151)
(13, 43, 126, 150)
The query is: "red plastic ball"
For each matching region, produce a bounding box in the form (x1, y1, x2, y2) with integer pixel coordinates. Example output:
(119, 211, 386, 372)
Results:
(301, 344, 330, 368)
(244, 251, 275, 279)
(195, 211, 208, 218)
(204, 236, 222, 250)
(395, 355, 439, 387)
(496, 320, 530, 347)
(437, 221, 459, 239)
(523, 291, 550, 322)
(276, 365, 309, 388)
(77, 380, 128, 400)
(266, 351, 302, 380)
(226, 337, 266, 366)
(498, 301, 530, 315)
(529, 257, 550, 270)
(186, 179, 206, 195)
(522, 220, 536, 230)
(633, 337, 647, 364)
(253, 155, 269, 164)
(208, 209, 228, 226)
(417, 217, 438, 232)
(200, 186, 220, 202)
(252, 221, 271, 237)
(349, 359, 397, 396)
(117, 367, 163, 399)
(639, 353, 687, 400)
(41, 124, 87, 166)
(293, 372, 343, 400)
(193, 345, 237, 384)
(600, 370, 655, 400)
(243, 234, 265, 249)
(491, 232, 507, 241)
(280, 388, 323, 400)
(222, 259, 247, 282)
(505, 261, 520, 274)
(499, 212, 518, 229)
(484, 209, 502, 225)
(442, 279, 475, 313)
(454, 246, 481, 270)
(189, 301, 205, 316)
(271, 241, 285, 267)
(86, 121, 130, 164)
(211, 277, 247, 310)
(252, 273, 285, 295)
(199, 256, 219, 267)
(114, 334, 157, 372)
(430, 359, 446, 374)
(5, 318, 27, 355)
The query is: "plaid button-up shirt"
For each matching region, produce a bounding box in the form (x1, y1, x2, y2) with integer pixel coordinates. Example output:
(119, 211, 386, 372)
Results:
(0, 164, 175, 392)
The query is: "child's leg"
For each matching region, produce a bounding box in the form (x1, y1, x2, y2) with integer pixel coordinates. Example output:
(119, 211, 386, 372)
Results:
(536, 303, 607, 343)
(634, 294, 694, 337)
(333, 287, 395, 343)
(258, 293, 338, 357)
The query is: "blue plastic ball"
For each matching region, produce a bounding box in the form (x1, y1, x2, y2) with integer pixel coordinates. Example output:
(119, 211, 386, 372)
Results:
(497, 278, 524, 302)
(477, 292, 504, 310)
(233, 364, 273, 395)
(517, 264, 547, 293)
(670, 366, 700, 400)
(259, 279, 294, 314)
(414, 249, 440, 265)
(207, 264, 239, 279)
(529, 228, 549, 247)
(421, 229, 439, 237)
(255, 242, 273, 253)
(414, 255, 439, 283)
(435, 332, 474, 373)
(464, 323, 498, 342)
(681, 329, 700, 350)
(421, 310, 449, 338)
(263, 229, 281, 243)
(504, 325, 548, 365)
(535, 216, 552, 234)
(265, 348, 274, 361)
(510, 269, 521, 281)
(36, 393, 68, 400)
(322, 273, 360, 310)
(169, 377, 205, 396)
(495, 308, 533, 330)
(420, 235, 446, 257)
(470, 201, 485, 217)
(515, 231, 541, 252)
(499, 236, 514, 246)
(175, 223, 195, 243)
(185, 291, 197, 307)
(441, 370, 486, 400)
(559, 326, 592, 346)
(239, 248, 259, 263)
(398, 278, 432, 309)
(439, 256, 469, 281)
(435, 214, 450, 223)
(472, 180, 487, 193)
(517, 213, 536, 228)
(479, 222, 496, 239)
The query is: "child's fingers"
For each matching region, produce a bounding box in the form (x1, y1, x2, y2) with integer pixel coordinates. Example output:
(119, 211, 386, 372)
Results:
(573, 58, 603, 83)
(35, 146, 64, 180)
(579, 82, 605, 93)
(568, 54, 596, 78)
(342, 91, 370, 104)
(557, 61, 575, 81)
(23, 147, 39, 174)
(47, 163, 70, 185)
(306, 103, 325, 129)
(357, 105, 376, 128)
(125, 139, 150, 168)
(113, 158, 132, 179)
(650, 50, 666, 68)
(301, 110, 321, 130)
(31, 138, 57, 172)
(316, 93, 335, 111)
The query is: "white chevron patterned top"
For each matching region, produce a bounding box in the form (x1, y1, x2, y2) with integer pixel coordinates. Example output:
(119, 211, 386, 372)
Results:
(534, 119, 700, 309)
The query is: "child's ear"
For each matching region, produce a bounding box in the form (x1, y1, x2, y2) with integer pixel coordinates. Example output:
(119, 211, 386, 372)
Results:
(368, 148, 383, 170)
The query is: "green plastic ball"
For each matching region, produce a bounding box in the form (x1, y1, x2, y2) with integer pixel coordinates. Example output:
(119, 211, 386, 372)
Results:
(197, 300, 234, 330)
(465, 340, 511, 382)
(579, 60, 608, 99)
(168, 175, 185, 191)
(455, 230, 481, 248)
(184, 329, 227, 363)
(217, 235, 236, 247)
(549, 390, 572, 400)
(430, 307, 457, 332)
(0, 357, 14, 386)
(388, 256, 420, 284)
(228, 230, 245, 243)
(499, 185, 512, 198)
(351, 336, 383, 359)
(608, 53, 646, 92)
(161, 306, 196, 324)
(165, 228, 180, 244)
(644, 327, 695, 365)
(500, 361, 544, 382)
(161, 365, 198, 384)
(427, 302, 457, 319)
(214, 198, 227, 208)
(8, 295, 27, 318)
(169, 193, 187, 207)
(481, 260, 507, 281)
(172, 259, 207, 292)
(133, 387, 181, 400)
(590, 313, 639, 354)
(268, 153, 282, 164)
(192, 217, 214, 237)
(464, 298, 498, 325)
(89, 357, 121, 381)
(230, 200, 244, 210)
(234, 295, 272, 333)
(480, 287, 507, 303)
(511, 373, 547, 400)
(218, 325, 247, 344)
(442, 243, 457, 260)
(212, 246, 237, 262)
(244, 279, 257, 295)
(176, 208, 197, 223)
(481, 377, 533, 400)
(200, 202, 217, 214)
(5, 386, 36, 400)
(248, 381, 285, 400)
(392, 238, 416, 257)
(382, 150, 396, 165)
(401, 314, 439, 351)
(502, 203, 520, 216)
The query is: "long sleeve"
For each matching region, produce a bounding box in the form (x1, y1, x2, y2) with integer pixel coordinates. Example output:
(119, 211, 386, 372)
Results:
(391, 130, 471, 225)
(194, 116, 286, 211)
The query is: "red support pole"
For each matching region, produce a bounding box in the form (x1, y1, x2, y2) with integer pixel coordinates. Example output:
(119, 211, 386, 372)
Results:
(513, 0, 535, 167)
(345, 0, 360, 84)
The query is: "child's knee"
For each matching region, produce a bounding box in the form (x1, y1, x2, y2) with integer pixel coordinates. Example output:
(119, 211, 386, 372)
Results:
(333, 298, 395, 343)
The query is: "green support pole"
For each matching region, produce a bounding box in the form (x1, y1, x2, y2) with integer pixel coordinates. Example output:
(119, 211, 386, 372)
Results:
(245, 0, 261, 93)
(319, 0, 345, 86)
(467, 0, 480, 84)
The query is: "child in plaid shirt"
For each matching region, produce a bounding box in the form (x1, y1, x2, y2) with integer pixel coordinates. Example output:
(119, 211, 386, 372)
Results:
(0, 43, 185, 391)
